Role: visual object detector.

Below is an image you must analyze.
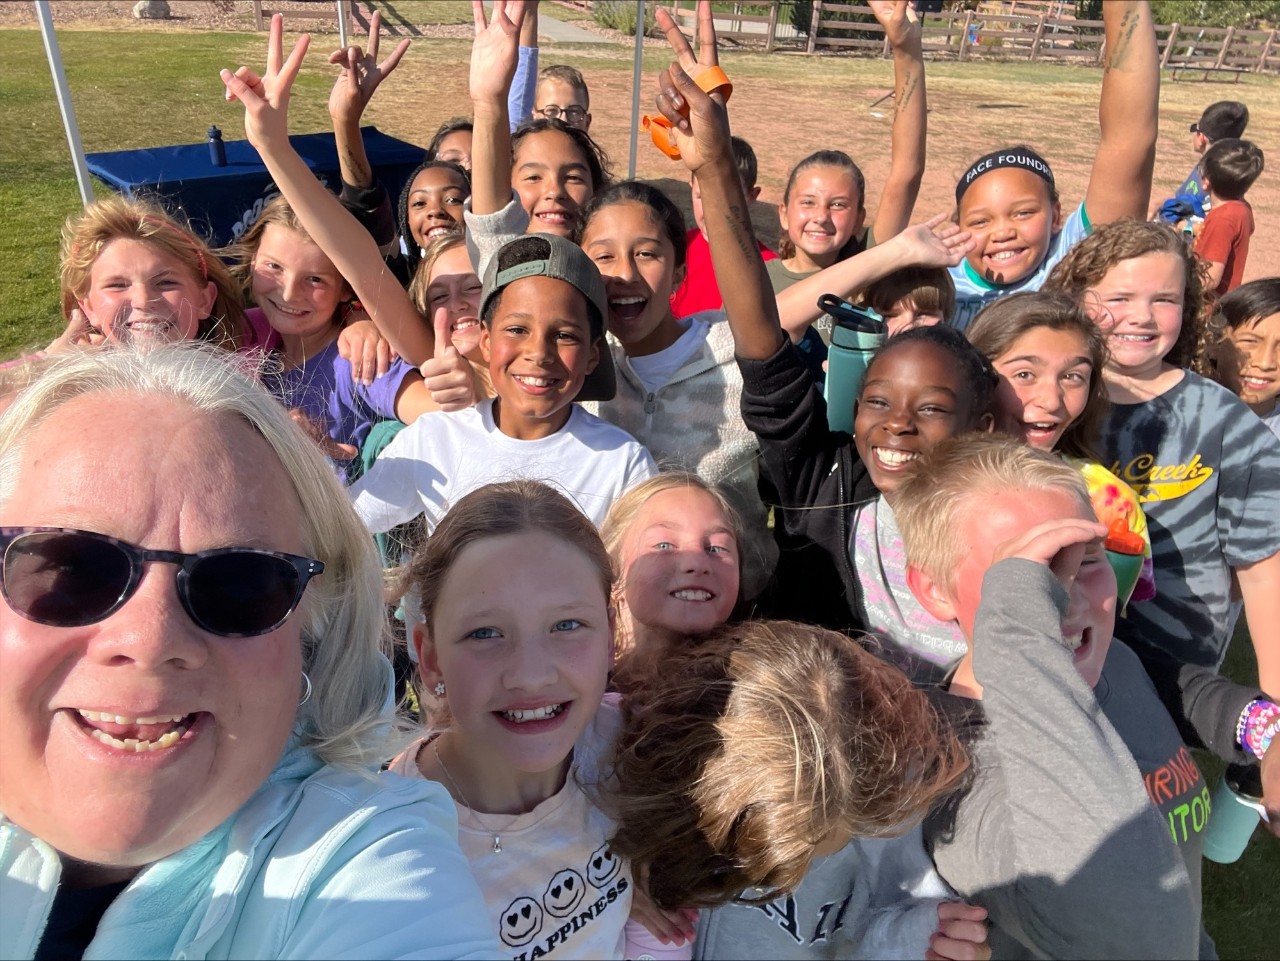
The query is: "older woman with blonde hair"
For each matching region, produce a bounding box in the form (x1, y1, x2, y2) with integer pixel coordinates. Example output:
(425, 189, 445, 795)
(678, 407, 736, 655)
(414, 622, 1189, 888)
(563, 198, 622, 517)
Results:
(0, 344, 498, 959)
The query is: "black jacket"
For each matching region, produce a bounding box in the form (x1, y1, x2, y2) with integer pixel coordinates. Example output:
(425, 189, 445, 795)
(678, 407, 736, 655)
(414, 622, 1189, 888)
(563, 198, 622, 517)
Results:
(740, 339, 1268, 766)
(738, 338, 879, 632)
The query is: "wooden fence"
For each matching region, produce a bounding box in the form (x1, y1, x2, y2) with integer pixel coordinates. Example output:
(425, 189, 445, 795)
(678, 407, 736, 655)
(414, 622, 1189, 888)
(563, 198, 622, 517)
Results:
(807, 2, 1280, 76)
(658, 2, 1279, 76)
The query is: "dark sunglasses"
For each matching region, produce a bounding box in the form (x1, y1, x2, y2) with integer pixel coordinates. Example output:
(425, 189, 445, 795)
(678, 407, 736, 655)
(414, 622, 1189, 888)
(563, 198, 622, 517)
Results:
(0, 527, 324, 638)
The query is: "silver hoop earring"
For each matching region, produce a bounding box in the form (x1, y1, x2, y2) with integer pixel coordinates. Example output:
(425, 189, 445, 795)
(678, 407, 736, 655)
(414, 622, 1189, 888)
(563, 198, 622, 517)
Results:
(433, 681, 446, 697)
(299, 671, 313, 706)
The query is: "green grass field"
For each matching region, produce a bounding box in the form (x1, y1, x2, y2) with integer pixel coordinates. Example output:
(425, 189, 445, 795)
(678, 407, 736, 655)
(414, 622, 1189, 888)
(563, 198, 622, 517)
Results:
(0, 22, 1276, 954)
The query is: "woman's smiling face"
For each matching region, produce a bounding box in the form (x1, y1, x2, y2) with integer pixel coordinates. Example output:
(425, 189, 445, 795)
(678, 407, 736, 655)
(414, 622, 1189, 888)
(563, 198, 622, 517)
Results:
(0, 393, 305, 879)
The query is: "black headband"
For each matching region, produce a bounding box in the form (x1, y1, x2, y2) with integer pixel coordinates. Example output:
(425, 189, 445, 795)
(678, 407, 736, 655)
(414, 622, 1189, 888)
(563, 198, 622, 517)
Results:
(956, 147, 1055, 205)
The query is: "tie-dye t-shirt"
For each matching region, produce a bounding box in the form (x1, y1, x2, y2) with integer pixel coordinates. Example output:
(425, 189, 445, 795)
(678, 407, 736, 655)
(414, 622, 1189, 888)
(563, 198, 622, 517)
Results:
(1099, 371, 1280, 669)
(851, 497, 969, 687)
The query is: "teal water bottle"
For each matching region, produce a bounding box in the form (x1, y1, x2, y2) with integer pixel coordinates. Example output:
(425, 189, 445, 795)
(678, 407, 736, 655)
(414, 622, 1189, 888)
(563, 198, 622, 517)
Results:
(820, 294, 886, 435)
(1203, 762, 1265, 864)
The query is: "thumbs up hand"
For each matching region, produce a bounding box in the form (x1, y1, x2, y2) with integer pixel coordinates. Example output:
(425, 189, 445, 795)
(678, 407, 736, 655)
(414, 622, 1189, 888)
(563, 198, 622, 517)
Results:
(420, 307, 481, 411)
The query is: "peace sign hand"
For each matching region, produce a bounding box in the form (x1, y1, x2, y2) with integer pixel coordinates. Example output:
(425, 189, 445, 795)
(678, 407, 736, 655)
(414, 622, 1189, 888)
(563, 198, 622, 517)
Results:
(327, 11, 411, 126)
(653, 3, 731, 175)
(220, 13, 310, 152)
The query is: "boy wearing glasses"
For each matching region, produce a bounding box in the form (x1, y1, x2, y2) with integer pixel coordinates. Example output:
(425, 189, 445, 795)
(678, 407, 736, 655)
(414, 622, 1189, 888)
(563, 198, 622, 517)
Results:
(535, 64, 592, 131)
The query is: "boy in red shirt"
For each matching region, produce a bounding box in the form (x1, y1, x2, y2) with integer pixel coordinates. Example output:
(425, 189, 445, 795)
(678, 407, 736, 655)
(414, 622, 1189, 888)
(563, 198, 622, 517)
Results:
(670, 136, 776, 316)
(1196, 138, 1265, 296)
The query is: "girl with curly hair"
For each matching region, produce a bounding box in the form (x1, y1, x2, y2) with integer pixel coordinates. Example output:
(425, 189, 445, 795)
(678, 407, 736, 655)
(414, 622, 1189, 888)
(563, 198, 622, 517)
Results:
(1045, 219, 1280, 696)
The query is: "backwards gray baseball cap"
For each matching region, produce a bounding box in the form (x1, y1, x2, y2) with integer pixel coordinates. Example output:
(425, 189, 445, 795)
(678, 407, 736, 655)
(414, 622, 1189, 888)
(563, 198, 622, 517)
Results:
(480, 233, 616, 402)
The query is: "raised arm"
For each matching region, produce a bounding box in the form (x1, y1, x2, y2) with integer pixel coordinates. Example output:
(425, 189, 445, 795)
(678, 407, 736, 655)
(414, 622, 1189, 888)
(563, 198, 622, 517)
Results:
(1083, 0, 1159, 225)
(328, 11, 410, 192)
(654, 3, 783, 361)
(509, 0, 539, 130)
(222, 14, 433, 366)
(470, 0, 525, 216)
(867, 0, 927, 243)
(774, 214, 972, 341)
(931, 526, 1199, 959)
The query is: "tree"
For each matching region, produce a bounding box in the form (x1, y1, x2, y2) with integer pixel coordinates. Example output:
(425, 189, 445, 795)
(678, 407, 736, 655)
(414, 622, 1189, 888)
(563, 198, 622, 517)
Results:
(1148, 0, 1280, 29)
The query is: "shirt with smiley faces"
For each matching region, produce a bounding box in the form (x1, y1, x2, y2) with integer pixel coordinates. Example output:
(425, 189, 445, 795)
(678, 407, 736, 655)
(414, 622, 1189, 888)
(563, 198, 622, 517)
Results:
(389, 697, 632, 960)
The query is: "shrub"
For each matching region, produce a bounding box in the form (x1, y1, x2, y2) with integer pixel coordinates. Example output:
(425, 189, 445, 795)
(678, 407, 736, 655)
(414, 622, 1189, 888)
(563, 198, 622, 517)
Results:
(593, 0, 658, 36)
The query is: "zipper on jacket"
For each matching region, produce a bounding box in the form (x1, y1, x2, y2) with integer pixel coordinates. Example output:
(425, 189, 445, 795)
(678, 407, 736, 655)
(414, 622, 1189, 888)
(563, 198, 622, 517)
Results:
(643, 392, 656, 433)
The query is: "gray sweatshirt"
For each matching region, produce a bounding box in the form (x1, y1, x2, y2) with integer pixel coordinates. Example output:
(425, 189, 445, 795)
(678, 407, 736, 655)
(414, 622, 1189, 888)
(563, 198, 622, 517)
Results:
(927, 559, 1202, 960)
(692, 825, 950, 960)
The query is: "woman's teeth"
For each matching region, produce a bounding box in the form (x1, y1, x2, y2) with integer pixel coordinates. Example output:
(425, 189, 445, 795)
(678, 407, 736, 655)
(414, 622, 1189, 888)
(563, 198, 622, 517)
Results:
(537, 211, 570, 225)
(76, 709, 194, 752)
(78, 710, 186, 725)
(500, 704, 566, 723)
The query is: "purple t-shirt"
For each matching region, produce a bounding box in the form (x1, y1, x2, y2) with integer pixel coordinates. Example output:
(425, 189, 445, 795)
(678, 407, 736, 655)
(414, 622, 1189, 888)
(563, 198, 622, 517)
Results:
(264, 333, 416, 467)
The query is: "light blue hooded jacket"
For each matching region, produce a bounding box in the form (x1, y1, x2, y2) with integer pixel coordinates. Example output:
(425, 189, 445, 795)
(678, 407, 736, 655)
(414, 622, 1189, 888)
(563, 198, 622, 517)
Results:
(0, 736, 501, 960)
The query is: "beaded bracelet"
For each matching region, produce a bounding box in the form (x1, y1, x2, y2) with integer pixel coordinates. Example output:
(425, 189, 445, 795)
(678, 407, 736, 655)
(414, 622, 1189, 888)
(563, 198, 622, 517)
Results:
(1237, 698, 1280, 760)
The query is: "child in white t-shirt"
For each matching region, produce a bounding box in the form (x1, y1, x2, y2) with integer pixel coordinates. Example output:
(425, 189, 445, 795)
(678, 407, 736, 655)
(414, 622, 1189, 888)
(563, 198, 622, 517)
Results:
(350, 232, 656, 531)
(389, 480, 633, 960)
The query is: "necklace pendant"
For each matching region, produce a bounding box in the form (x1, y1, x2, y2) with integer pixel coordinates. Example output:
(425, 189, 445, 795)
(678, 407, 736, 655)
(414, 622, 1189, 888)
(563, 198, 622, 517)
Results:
(493, 835, 502, 855)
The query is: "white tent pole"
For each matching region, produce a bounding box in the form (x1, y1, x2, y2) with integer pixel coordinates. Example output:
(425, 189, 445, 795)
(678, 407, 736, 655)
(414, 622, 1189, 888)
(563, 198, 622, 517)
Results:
(336, 0, 349, 48)
(627, 0, 645, 179)
(35, 1, 94, 207)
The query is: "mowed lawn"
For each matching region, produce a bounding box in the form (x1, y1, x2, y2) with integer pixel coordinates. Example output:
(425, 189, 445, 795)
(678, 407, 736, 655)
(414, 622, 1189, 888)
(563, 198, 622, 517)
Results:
(0, 22, 1277, 956)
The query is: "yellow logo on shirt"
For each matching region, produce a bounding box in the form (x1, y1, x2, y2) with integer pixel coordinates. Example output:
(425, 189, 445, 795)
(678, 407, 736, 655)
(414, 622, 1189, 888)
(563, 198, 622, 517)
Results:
(1110, 453, 1214, 503)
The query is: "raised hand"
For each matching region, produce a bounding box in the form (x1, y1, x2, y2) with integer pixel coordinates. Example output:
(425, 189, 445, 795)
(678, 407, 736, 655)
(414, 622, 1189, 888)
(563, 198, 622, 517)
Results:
(894, 213, 975, 268)
(221, 13, 310, 151)
(653, 3, 730, 174)
(990, 518, 1109, 602)
(868, 0, 921, 50)
(420, 307, 479, 411)
(327, 11, 411, 125)
(470, 0, 526, 106)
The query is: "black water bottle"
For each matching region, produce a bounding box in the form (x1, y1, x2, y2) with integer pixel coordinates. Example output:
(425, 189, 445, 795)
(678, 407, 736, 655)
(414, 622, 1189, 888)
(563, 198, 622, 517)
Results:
(208, 125, 227, 167)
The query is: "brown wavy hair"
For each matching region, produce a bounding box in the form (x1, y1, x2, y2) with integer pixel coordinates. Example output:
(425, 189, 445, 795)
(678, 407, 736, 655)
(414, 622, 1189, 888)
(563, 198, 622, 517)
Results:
(966, 291, 1109, 460)
(59, 193, 247, 350)
(607, 619, 969, 909)
(1044, 220, 1217, 375)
